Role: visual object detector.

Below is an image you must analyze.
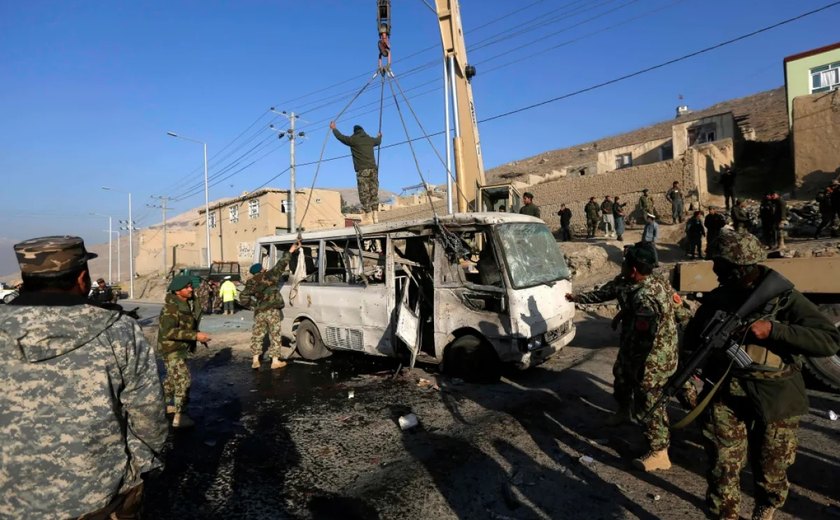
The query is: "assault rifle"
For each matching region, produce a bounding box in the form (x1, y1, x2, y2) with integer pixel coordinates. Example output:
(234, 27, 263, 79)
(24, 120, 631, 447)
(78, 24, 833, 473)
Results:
(644, 269, 794, 419)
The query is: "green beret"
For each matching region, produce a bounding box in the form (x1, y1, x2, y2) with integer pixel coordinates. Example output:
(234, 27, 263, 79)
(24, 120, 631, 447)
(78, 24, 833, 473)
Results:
(249, 263, 263, 275)
(168, 274, 193, 292)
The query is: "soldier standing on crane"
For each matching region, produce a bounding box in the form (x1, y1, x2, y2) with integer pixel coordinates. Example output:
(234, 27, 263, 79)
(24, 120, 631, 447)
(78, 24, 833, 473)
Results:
(330, 121, 383, 224)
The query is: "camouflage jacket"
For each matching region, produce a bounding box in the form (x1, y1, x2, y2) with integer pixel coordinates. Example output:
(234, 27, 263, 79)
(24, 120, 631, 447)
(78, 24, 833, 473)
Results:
(639, 195, 655, 214)
(194, 279, 211, 308)
(240, 252, 291, 314)
(0, 292, 167, 518)
(625, 274, 679, 389)
(685, 267, 840, 421)
(584, 201, 600, 220)
(157, 292, 202, 356)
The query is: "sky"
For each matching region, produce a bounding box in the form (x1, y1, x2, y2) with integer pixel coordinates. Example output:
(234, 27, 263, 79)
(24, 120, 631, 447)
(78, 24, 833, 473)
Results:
(1, 0, 839, 272)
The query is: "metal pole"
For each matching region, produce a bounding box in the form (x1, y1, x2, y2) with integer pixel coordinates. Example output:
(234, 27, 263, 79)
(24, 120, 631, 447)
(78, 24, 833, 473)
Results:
(108, 216, 113, 283)
(289, 113, 297, 234)
(444, 58, 453, 215)
(162, 198, 168, 275)
(203, 142, 211, 267)
(128, 192, 134, 299)
(115, 231, 121, 283)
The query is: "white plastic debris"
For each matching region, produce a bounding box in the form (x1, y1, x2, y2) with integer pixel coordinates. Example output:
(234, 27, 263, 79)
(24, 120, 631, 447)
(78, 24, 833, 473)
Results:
(578, 455, 594, 465)
(398, 413, 419, 430)
(348, 390, 355, 399)
(829, 410, 838, 421)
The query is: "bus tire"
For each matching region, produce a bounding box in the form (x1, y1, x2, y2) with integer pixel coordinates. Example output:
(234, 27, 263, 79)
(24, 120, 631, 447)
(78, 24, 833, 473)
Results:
(804, 304, 840, 391)
(442, 334, 500, 383)
(295, 320, 331, 360)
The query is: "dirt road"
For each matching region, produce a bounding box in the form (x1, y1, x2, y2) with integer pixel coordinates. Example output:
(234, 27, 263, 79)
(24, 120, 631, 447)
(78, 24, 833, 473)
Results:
(141, 311, 839, 519)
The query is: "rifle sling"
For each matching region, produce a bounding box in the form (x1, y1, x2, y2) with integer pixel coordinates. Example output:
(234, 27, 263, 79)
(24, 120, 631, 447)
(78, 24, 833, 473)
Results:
(673, 363, 732, 430)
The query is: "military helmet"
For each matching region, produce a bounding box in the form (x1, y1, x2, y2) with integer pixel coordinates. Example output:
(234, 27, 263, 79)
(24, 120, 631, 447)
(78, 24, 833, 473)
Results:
(624, 243, 657, 269)
(708, 230, 766, 265)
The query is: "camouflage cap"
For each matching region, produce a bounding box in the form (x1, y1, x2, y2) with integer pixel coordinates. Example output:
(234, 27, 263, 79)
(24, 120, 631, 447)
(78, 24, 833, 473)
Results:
(708, 230, 766, 265)
(168, 274, 193, 292)
(14, 235, 97, 276)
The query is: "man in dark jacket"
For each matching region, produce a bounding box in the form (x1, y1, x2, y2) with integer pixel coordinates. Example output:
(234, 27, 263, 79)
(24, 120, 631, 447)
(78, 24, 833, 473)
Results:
(330, 121, 383, 223)
(557, 203, 572, 241)
(813, 185, 836, 239)
(519, 192, 540, 218)
(241, 241, 300, 370)
(158, 275, 211, 428)
(720, 164, 736, 211)
(684, 231, 839, 520)
(704, 206, 727, 258)
(685, 211, 705, 259)
(759, 193, 776, 248)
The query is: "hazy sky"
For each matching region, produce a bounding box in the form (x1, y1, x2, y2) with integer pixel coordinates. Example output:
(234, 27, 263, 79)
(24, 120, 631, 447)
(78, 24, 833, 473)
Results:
(1, 0, 838, 262)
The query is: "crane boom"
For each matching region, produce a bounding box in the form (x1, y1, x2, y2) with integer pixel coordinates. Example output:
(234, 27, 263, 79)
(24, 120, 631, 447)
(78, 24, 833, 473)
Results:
(435, 0, 486, 212)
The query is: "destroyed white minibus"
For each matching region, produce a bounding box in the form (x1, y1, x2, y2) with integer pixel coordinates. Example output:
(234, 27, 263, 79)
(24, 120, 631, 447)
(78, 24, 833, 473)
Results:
(252, 213, 575, 372)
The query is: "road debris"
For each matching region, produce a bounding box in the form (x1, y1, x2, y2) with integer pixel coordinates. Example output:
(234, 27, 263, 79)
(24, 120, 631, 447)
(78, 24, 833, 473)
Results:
(578, 455, 594, 465)
(829, 410, 838, 421)
(398, 413, 419, 430)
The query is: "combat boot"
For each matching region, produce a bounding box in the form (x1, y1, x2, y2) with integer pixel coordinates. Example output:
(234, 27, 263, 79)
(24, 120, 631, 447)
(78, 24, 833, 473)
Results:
(172, 413, 195, 429)
(752, 505, 776, 520)
(252, 355, 261, 369)
(632, 449, 671, 472)
(166, 405, 176, 415)
(605, 407, 632, 426)
(270, 357, 288, 369)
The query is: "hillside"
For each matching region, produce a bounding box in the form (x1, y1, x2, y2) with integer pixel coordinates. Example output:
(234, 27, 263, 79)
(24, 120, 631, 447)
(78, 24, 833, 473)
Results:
(487, 87, 789, 182)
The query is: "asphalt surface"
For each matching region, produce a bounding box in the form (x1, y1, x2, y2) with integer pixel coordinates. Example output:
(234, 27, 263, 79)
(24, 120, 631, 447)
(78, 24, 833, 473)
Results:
(134, 309, 840, 520)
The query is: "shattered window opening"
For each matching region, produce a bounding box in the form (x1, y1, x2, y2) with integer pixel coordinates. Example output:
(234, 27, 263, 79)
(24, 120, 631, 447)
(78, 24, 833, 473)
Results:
(497, 223, 571, 289)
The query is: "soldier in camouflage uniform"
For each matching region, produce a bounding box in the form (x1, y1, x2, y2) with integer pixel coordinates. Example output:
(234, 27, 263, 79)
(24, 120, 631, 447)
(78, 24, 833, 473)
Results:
(240, 241, 300, 370)
(584, 197, 601, 238)
(618, 244, 681, 472)
(330, 121, 383, 224)
(684, 231, 839, 520)
(195, 277, 212, 314)
(567, 250, 695, 427)
(0, 236, 167, 518)
(211, 280, 223, 314)
(157, 274, 211, 428)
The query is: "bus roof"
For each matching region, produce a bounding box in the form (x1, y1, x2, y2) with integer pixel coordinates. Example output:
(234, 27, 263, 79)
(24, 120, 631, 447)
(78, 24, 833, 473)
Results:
(255, 212, 543, 244)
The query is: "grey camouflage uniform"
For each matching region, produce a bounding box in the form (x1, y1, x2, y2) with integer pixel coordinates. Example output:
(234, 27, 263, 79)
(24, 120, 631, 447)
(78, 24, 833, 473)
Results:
(0, 299, 167, 518)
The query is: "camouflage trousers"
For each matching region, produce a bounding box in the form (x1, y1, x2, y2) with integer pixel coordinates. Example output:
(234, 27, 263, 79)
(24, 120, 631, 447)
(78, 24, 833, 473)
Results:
(251, 308, 284, 358)
(614, 349, 675, 452)
(356, 168, 379, 213)
(702, 383, 799, 519)
(163, 352, 191, 413)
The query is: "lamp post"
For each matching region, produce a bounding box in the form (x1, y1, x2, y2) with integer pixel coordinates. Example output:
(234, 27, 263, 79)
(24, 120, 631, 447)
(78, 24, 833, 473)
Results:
(167, 131, 211, 267)
(102, 187, 134, 299)
(90, 212, 113, 283)
(107, 230, 122, 282)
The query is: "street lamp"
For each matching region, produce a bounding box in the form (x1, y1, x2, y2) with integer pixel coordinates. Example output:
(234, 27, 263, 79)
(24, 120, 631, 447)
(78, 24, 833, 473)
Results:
(90, 212, 113, 283)
(167, 131, 211, 267)
(107, 230, 122, 282)
(102, 186, 134, 299)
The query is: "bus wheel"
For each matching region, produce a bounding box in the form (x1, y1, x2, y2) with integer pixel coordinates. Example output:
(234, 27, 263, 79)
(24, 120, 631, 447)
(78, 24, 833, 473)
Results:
(804, 304, 840, 391)
(442, 334, 500, 383)
(295, 320, 331, 360)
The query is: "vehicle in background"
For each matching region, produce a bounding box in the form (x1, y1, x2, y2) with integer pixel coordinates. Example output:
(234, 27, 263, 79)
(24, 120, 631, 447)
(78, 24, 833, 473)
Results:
(253, 213, 576, 377)
(0, 282, 19, 304)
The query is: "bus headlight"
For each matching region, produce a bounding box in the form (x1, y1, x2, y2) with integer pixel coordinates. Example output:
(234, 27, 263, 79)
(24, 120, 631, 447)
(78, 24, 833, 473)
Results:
(526, 337, 543, 351)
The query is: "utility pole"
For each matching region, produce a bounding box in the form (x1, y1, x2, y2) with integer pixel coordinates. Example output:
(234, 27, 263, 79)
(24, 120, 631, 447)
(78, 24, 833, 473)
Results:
(148, 195, 174, 276)
(270, 109, 306, 233)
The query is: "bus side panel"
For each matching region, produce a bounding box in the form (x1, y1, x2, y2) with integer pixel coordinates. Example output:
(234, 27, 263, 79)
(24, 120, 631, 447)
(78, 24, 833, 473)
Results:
(283, 284, 394, 357)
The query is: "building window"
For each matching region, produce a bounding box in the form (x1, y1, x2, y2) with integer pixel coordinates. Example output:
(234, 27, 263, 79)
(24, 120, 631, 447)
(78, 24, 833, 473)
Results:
(208, 211, 217, 229)
(660, 143, 674, 161)
(615, 153, 632, 169)
(248, 199, 260, 219)
(688, 123, 717, 146)
(229, 205, 239, 224)
(281, 200, 288, 213)
(811, 62, 840, 93)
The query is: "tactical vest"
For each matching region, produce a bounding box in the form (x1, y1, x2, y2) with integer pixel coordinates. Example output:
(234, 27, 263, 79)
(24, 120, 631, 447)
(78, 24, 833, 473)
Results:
(735, 289, 794, 378)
